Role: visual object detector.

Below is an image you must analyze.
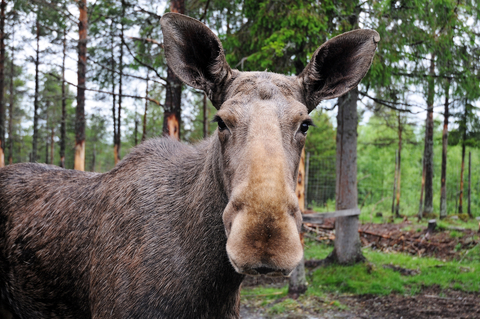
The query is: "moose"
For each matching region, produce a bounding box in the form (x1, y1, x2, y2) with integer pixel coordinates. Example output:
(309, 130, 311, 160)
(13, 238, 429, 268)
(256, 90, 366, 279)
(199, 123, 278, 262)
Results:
(0, 13, 378, 319)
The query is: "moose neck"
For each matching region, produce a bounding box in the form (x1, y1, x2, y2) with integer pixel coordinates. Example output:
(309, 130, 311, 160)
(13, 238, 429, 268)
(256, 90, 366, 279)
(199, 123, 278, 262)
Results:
(167, 136, 245, 316)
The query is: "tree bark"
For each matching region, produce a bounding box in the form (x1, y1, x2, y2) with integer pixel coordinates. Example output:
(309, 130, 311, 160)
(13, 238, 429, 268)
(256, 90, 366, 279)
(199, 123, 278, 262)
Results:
(288, 147, 307, 298)
(0, 0, 5, 167)
(142, 72, 149, 142)
(75, 0, 87, 171)
(440, 79, 450, 219)
(116, 5, 125, 163)
(60, 29, 67, 168)
(467, 151, 472, 218)
(458, 101, 467, 215)
(395, 118, 402, 218)
(134, 111, 138, 146)
(110, 21, 117, 165)
(32, 18, 41, 163)
(50, 127, 54, 165)
(327, 88, 365, 264)
(392, 149, 398, 215)
(162, 0, 184, 140)
(423, 55, 435, 216)
(7, 19, 13, 165)
(203, 92, 208, 138)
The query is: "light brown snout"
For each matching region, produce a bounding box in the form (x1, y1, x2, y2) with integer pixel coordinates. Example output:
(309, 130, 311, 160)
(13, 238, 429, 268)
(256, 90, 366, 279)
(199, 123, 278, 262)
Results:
(223, 192, 303, 277)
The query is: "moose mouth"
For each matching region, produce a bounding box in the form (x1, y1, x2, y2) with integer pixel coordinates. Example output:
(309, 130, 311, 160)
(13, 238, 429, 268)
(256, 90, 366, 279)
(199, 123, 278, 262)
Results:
(228, 257, 292, 277)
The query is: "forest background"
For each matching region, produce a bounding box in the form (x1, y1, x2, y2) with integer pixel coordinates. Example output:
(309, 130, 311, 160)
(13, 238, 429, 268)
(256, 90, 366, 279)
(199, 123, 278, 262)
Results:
(2, 0, 480, 219)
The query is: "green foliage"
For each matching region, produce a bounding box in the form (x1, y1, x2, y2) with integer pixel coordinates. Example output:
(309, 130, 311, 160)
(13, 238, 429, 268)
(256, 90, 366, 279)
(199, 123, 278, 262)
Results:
(217, 0, 359, 75)
(305, 109, 336, 157)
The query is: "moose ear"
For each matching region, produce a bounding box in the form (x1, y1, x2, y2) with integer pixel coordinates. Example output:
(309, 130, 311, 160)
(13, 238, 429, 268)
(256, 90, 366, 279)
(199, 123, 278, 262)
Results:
(160, 13, 233, 109)
(299, 29, 380, 112)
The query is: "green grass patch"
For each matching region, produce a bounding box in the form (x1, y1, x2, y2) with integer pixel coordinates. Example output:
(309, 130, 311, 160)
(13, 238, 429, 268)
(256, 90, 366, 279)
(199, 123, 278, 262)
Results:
(306, 240, 480, 296)
(242, 240, 480, 307)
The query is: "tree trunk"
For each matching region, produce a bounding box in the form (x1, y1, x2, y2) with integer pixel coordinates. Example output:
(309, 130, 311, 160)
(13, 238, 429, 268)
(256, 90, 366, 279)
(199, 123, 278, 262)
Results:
(328, 88, 365, 264)
(91, 143, 96, 172)
(60, 29, 67, 168)
(440, 79, 450, 219)
(142, 72, 149, 142)
(7, 20, 13, 165)
(75, 0, 87, 171)
(203, 92, 208, 138)
(134, 111, 138, 146)
(288, 147, 307, 298)
(458, 102, 467, 215)
(32, 19, 40, 163)
(116, 6, 124, 164)
(395, 119, 402, 218)
(467, 151, 472, 218)
(418, 155, 426, 219)
(50, 127, 54, 165)
(162, 0, 184, 140)
(423, 55, 435, 216)
(392, 149, 398, 215)
(0, 0, 5, 167)
(110, 21, 117, 165)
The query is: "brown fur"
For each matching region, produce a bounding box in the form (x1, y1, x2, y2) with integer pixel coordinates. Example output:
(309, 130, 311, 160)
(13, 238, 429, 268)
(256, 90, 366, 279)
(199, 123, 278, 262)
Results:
(0, 13, 378, 318)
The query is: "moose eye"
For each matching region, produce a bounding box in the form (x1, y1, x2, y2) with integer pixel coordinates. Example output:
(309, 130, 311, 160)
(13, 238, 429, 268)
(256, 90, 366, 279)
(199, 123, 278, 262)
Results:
(299, 119, 314, 135)
(213, 116, 228, 131)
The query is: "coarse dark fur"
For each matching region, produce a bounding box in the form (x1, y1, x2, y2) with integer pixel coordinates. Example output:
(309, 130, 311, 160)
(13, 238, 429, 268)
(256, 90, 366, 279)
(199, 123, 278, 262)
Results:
(0, 138, 243, 318)
(0, 13, 378, 319)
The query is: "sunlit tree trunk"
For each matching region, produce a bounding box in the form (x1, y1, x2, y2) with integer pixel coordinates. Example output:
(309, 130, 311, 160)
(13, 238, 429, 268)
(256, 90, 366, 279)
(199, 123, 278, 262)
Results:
(162, 0, 184, 140)
(75, 0, 88, 171)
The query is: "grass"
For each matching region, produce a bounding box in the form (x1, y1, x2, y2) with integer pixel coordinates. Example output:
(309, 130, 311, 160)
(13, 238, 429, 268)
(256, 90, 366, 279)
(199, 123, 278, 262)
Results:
(242, 239, 480, 304)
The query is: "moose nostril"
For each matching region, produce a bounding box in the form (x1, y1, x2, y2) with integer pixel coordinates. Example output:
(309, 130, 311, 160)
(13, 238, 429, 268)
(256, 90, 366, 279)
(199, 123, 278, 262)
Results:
(253, 266, 276, 275)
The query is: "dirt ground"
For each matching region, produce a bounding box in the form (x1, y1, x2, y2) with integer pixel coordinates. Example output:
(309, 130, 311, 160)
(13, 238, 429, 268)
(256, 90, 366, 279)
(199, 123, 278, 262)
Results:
(307, 219, 479, 261)
(241, 287, 480, 318)
(240, 221, 480, 319)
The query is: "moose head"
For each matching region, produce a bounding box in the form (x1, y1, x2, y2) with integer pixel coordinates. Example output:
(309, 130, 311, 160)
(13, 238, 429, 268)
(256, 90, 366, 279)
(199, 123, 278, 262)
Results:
(161, 13, 379, 276)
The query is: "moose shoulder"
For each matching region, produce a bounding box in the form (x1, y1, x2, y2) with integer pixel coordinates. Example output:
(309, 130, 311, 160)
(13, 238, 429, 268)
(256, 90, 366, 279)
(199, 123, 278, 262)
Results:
(0, 13, 378, 319)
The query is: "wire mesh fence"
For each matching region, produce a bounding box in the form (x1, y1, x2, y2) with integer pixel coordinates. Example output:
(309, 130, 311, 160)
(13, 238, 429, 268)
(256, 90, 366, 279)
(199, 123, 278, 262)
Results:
(305, 151, 480, 217)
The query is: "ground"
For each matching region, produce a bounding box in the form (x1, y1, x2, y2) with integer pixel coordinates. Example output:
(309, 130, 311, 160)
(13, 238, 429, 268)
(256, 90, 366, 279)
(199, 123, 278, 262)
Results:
(239, 219, 480, 318)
